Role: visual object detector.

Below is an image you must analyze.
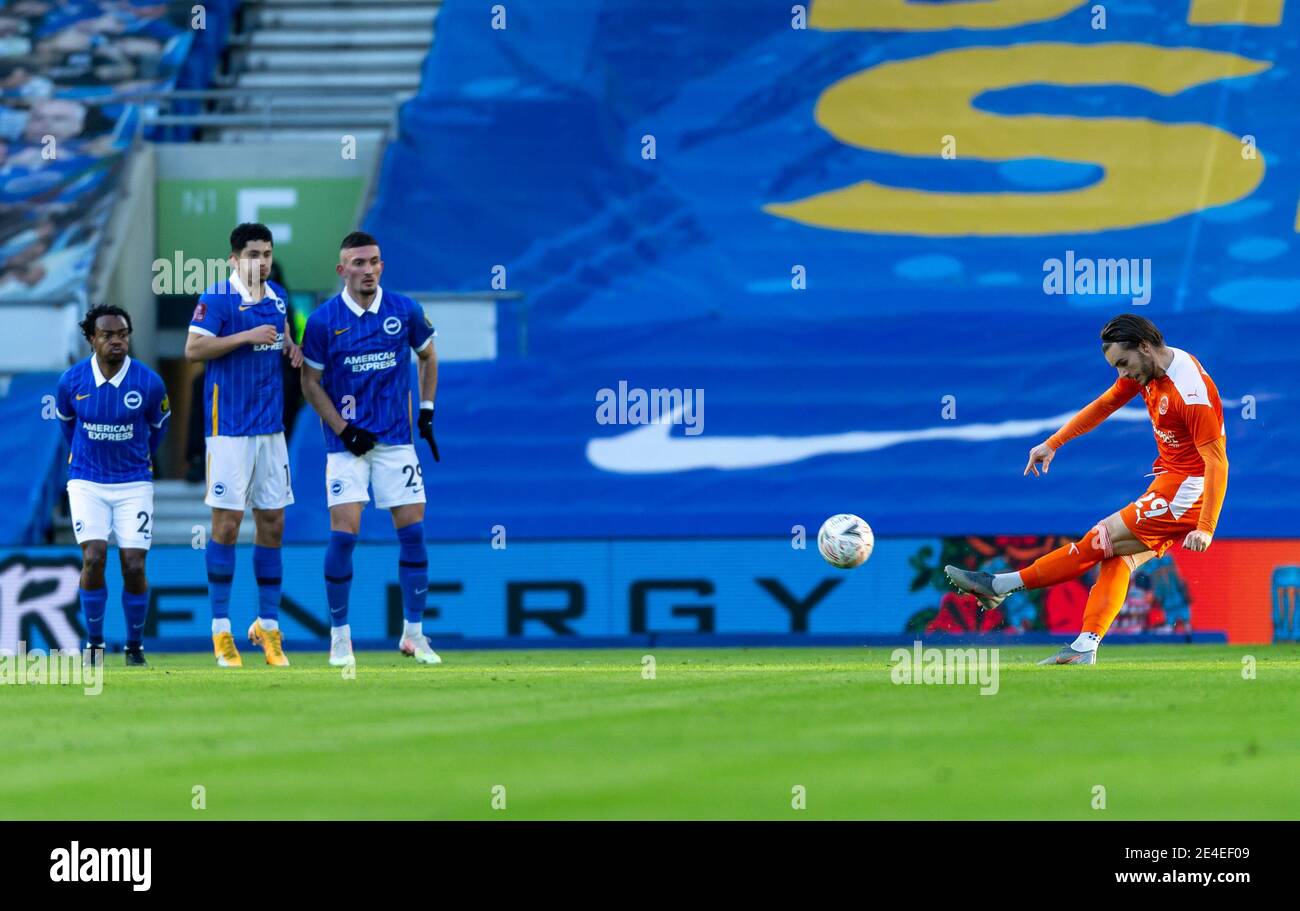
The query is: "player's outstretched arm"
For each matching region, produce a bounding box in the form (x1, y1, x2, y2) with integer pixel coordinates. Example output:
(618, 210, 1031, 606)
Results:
(1025, 378, 1140, 477)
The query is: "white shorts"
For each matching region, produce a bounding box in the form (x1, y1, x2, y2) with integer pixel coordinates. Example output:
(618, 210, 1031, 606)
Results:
(326, 443, 426, 510)
(205, 433, 295, 511)
(67, 480, 154, 550)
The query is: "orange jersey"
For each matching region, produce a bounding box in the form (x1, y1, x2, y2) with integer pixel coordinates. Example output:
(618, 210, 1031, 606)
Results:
(1047, 347, 1229, 535)
(1135, 347, 1225, 476)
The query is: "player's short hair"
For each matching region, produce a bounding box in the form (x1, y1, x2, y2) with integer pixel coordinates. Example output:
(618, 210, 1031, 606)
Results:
(230, 222, 273, 254)
(80, 304, 132, 341)
(339, 230, 378, 252)
(1100, 314, 1162, 350)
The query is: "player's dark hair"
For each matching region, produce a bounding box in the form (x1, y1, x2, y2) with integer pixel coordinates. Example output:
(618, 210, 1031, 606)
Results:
(80, 304, 132, 341)
(339, 230, 378, 251)
(1100, 314, 1162, 350)
(230, 222, 273, 254)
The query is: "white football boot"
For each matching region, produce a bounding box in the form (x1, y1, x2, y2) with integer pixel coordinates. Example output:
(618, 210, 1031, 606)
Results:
(399, 633, 442, 665)
(329, 627, 355, 667)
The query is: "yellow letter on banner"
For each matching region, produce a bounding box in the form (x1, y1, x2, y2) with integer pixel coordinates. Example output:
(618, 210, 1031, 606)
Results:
(1188, 0, 1285, 26)
(812, 0, 1089, 30)
(765, 44, 1269, 236)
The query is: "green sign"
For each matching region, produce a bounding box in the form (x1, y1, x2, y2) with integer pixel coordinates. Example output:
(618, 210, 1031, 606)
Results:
(157, 178, 365, 292)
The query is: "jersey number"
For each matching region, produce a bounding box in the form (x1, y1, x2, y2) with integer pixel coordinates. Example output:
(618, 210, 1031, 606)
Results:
(1134, 492, 1169, 522)
(136, 511, 151, 536)
(402, 464, 423, 488)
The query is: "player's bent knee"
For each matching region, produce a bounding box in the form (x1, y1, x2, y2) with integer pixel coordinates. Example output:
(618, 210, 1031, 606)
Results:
(120, 551, 146, 577)
(329, 504, 362, 536)
(253, 509, 285, 541)
(1086, 520, 1114, 558)
(82, 542, 107, 570)
(211, 509, 242, 544)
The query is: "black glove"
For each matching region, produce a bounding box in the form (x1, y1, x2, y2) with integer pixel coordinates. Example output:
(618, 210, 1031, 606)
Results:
(417, 405, 440, 462)
(339, 422, 378, 457)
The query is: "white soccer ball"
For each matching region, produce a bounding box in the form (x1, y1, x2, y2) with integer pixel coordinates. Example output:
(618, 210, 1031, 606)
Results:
(817, 514, 874, 569)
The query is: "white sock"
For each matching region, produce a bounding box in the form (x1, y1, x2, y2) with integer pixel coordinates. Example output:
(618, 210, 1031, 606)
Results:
(331, 624, 351, 642)
(212, 618, 231, 635)
(258, 618, 279, 631)
(992, 572, 1025, 595)
(403, 620, 423, 638)
(1071, 632, 1102, 652)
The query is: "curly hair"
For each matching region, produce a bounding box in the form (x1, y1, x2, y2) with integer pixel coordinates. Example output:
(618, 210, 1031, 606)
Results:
(80, 304, 132, 341)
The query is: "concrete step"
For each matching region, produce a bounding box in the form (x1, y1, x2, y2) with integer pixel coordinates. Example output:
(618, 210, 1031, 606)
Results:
(248, 0, 439, 5)
(212, 128, 390, 143)
(252, 7, 439, 29)
(226, 92, 414, 112)
(237, 28, 433, 49)
(234, 71, 420, 90)
(238, 48, 429, 70)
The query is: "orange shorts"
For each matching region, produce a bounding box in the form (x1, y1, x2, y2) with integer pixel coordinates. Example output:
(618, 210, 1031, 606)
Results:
(1118, 472, 1205, 557)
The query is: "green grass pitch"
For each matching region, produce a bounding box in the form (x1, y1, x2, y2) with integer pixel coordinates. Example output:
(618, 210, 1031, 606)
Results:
(3, 645, 1298, 819)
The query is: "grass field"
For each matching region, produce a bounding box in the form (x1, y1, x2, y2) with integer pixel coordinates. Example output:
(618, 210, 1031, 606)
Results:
(3, 645, 1298, 820)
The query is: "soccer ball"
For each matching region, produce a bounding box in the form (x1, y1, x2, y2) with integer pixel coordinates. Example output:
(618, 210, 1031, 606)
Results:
(817, 514, 874, 569)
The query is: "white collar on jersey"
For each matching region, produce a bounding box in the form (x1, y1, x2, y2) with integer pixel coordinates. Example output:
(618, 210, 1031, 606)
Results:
(342, 285, 383, 317)
(228, 269, 282, 304)
(91, 353, 131, 388)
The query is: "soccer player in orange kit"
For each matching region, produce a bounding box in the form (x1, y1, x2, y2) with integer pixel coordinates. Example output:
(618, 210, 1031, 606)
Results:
(944, 314, 1228, 665)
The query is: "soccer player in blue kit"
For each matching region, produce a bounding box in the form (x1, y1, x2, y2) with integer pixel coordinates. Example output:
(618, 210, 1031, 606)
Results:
(300, 231, 441, 667)
(186, 223, 302, 667)
(54, 305, 171, 666)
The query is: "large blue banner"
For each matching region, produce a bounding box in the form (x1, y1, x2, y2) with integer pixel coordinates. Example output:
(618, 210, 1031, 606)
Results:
(337, 1, 1300, 544)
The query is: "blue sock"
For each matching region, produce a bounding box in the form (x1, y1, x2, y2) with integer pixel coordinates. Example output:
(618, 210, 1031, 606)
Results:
(206, 540, 236, 621)
(396, 521, 428, 624)
(324, 531, 357, 627)
(80, 587, 107, 645)
(253, 545, 282, 622)
(123, 589, 149, 648)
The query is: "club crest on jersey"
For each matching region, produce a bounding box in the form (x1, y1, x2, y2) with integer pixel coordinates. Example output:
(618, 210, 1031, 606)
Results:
(382, 316, 402, 335)
(123, 391, 143, 409)
(74, 520, 83, 533)
(276, 299, 286, 314)
(330, 480, 344, 496)
(212, 482, 226, 496)
(1158, 395, 1169, 415)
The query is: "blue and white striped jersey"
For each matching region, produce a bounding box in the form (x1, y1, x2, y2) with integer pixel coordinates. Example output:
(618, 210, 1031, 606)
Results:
(55, 355, 170, 483)
(301, 286, 435, 453)
(188, 271, 288, 437)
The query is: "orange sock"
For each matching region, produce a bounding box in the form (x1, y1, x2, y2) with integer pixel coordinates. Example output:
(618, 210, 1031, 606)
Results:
(1080, 556, 1133, 637)
(1019, 523, 1114, 590)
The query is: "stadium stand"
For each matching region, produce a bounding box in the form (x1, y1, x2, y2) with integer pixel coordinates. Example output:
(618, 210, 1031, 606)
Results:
(0, 0, 236, 543)
(277, 0, 1300, 543)
(211, 0, 437, 143)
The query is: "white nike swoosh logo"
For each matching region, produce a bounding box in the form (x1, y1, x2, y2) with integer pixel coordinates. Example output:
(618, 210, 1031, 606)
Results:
(415, 588, 427, 594)
(586, 407, 1155, 474)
